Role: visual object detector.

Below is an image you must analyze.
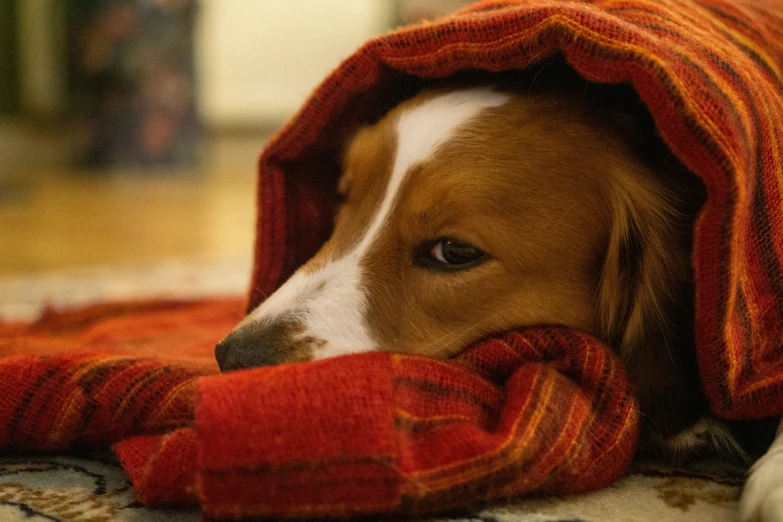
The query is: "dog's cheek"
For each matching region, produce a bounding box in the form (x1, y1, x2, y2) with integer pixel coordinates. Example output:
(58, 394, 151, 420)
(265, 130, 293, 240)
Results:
(409, 269, 512, 353)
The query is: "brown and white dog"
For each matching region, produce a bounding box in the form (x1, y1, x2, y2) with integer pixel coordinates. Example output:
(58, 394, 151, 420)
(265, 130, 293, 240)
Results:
(215, 68, 780, 521)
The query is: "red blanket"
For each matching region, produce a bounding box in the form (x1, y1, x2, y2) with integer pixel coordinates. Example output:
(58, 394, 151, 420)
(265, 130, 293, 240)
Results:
(2, 0, 783, 518)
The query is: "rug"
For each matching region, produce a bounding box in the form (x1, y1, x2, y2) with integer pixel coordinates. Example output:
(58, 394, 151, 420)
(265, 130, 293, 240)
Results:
(0, 455, 747, 521)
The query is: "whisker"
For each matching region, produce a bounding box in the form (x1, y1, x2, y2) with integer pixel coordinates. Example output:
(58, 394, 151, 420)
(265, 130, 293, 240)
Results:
(422, 310, 506, 358)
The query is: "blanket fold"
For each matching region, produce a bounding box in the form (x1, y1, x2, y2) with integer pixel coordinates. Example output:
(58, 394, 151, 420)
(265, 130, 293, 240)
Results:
(125, 327, 637, 518)
(2, 0, 783, 518)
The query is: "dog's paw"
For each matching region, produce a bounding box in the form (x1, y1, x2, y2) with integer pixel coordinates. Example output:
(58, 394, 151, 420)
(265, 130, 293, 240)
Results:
(739, 446, 783, 522)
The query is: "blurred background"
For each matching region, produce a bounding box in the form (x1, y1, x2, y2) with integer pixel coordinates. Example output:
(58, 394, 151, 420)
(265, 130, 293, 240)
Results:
(0, 0, 470, 319)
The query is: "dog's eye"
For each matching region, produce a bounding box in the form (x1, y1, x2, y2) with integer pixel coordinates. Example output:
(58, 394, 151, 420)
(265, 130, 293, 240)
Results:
(417, 238, 486, 270)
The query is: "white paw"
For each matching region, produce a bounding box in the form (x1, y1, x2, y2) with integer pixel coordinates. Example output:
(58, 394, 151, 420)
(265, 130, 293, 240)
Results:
(740, 446, 783, 522)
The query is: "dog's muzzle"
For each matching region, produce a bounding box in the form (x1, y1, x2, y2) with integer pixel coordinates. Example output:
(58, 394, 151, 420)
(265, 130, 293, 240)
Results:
(215, 315, 322, 372)
(215, 316, 310, 372)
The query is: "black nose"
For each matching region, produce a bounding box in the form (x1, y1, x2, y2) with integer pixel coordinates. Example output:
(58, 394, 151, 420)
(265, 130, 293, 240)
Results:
(215, 319, 299, 372)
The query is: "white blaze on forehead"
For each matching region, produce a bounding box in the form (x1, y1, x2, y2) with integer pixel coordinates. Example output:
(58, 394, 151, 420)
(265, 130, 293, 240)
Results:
(246, 88, 510, 359)
(355, 88, 511, 254)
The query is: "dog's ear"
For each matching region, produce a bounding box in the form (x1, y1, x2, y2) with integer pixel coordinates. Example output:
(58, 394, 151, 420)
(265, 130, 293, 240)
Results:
(596, 171, 682, 355)
(596, 164, 706, 438)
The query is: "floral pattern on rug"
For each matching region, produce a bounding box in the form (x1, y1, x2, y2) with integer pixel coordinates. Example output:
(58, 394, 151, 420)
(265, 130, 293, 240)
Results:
(0, 457, 195, 521)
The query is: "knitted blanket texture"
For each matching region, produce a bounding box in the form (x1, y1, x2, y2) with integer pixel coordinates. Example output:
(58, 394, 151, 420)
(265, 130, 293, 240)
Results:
(2, 0, 782, 518)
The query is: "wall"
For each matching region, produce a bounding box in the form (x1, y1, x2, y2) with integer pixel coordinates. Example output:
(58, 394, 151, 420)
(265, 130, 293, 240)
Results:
(196, 1, 394, 128)
(16, 0, 65, 118)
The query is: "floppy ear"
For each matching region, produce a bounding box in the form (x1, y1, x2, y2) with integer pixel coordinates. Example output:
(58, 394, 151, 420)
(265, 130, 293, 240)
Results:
(596, 164, 706, 439)
(597, 171, 682, 354)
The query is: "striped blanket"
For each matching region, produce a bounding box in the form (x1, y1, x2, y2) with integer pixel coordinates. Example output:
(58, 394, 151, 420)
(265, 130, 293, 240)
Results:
(2, 0, 783, 518)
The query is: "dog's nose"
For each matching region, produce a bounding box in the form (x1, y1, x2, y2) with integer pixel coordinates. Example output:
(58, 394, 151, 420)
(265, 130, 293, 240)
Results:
(215, 322, 286, 372)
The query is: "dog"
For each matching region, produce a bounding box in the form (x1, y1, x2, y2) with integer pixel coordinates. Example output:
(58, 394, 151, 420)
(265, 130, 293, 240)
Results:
(215, 65, 780, 521)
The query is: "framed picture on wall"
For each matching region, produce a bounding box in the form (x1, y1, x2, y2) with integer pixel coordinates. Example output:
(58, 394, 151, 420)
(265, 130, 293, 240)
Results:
(67, 0, 200, 170)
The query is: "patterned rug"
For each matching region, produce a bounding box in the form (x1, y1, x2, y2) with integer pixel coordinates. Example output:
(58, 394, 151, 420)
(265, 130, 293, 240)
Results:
(0, 455, 746, 521)
(0, 258, 750, 521)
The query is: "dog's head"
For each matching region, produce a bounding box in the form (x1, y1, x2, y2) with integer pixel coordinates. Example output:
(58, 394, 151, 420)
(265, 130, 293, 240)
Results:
(217, 83, 699, 385)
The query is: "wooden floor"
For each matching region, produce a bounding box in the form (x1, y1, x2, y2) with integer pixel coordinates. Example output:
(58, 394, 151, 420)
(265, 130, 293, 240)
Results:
(0, 134, 265, 276)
